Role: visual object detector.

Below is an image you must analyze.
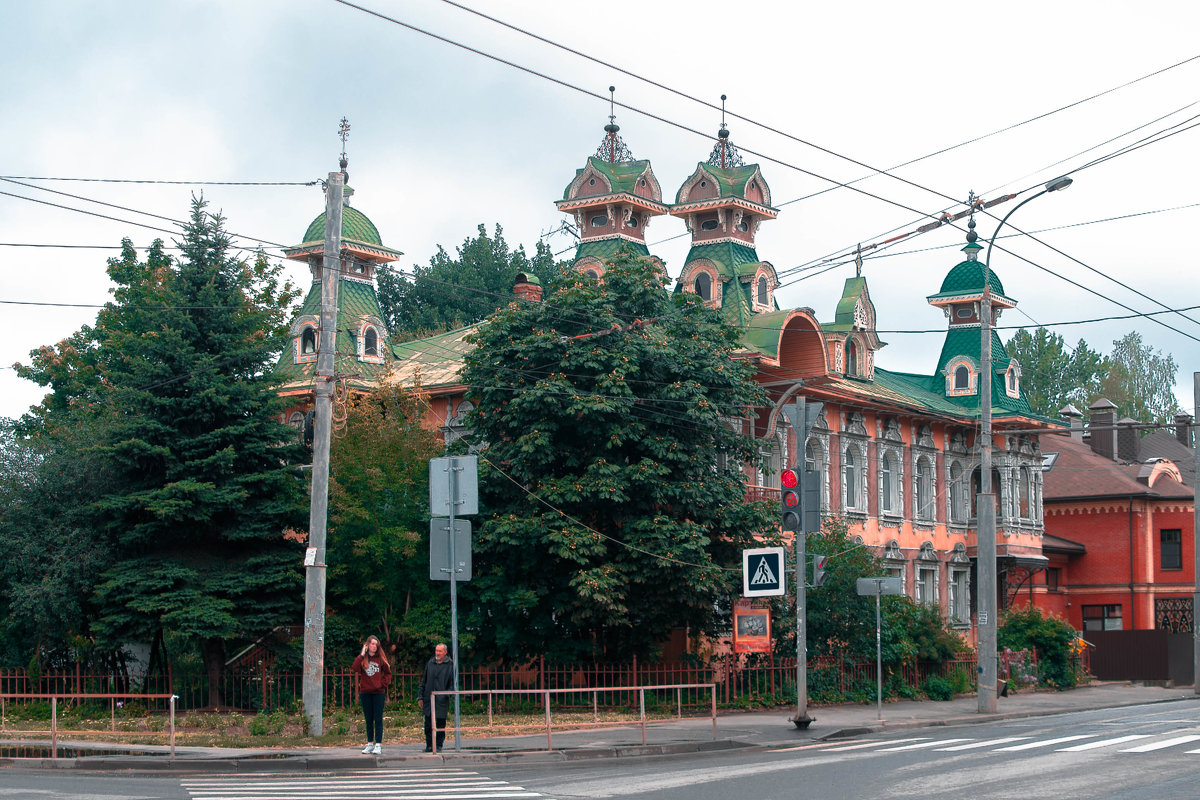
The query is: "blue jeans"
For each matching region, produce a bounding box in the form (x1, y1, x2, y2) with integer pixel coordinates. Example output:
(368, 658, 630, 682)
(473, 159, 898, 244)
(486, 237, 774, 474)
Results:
(361, 692, 386, 744)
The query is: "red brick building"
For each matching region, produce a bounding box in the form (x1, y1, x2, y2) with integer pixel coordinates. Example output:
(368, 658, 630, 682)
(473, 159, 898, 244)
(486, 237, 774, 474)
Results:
(1028, 400, 1195, 633)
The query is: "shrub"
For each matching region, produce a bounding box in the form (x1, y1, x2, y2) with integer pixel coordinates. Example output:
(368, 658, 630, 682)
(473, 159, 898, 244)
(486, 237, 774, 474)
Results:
(999, 607, 1078, 689)
(922, 675, 954, 701)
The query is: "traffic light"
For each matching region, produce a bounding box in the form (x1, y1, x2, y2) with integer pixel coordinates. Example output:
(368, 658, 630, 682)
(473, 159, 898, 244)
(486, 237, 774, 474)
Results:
(812, 554, 827, 587)
(780, 467, 801, 532)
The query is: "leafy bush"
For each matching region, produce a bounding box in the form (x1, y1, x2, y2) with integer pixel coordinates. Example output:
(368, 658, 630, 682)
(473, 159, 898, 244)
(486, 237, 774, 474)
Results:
(947, 667, 973, 695)
(248, 710, 286, 736)
(922, 675, 954, 701)
(999, 607, 1078, 689)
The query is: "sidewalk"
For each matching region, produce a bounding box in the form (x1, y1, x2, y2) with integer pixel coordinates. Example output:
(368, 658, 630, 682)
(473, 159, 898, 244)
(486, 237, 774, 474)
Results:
(4, 682, 1197, 772)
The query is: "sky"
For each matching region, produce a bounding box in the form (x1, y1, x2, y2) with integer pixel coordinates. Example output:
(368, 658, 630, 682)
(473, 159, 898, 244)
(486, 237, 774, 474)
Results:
(3, 0, 1199, 421)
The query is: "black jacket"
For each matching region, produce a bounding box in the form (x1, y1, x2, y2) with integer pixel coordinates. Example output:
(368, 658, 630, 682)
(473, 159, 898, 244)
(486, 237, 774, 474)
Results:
(418, 656, 455, 718)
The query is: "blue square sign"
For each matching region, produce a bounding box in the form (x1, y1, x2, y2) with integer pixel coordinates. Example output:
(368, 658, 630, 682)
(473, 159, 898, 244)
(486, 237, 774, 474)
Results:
(743, 547, 786, 597)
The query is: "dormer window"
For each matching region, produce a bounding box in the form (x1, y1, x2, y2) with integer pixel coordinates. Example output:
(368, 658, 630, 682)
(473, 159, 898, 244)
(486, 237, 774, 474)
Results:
(756, 275, 768, 305)
(363, 327, 378, 357)
(301, 327, 317, 355)
(694, 272, 713, 301)
(945, 359, 977, 396)
(590, 214, 608, 227)
(584, 269, 600, 280)
(954, 365, 970, 390)
(700, 219, 719, 231)
(845, 340, 858, 377)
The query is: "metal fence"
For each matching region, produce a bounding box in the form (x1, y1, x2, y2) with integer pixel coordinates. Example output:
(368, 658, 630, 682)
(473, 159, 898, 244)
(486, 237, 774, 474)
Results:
(0, 650, 1043, 714)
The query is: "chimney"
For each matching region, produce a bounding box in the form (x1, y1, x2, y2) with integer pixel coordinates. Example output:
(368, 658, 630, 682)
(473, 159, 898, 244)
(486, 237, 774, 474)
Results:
(1174, 412, 1194, 448)
(1088, 398, 1118, 461)
(513, 272, 543, 302)
(1059, 404, 1084, 443)
(1116, 417, 1139, 462)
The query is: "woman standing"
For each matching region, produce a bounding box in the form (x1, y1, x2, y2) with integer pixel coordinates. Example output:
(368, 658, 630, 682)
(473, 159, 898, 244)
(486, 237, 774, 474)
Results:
(352, 635, 391, 755)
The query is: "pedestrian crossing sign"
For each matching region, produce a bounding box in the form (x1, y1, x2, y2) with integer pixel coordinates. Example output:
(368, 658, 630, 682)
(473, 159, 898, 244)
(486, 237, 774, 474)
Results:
(743, 547, 786, 597)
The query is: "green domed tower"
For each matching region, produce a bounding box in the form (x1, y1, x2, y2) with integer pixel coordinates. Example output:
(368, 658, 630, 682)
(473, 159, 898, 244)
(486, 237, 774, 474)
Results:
(275, 161, 402, 403)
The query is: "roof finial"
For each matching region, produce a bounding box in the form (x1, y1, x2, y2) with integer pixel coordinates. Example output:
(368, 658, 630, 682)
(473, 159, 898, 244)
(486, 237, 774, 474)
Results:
(595, 86, 634, 163)
(707, 95, 744, 169)
(338, 116, 351, 181)
(854, 243, 863, 278)
(962, 190, 983, 260)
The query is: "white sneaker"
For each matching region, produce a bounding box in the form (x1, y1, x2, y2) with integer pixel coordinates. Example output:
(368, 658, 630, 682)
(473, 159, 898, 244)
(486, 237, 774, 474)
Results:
(361, 743, 374, 754)
(372, 743, 382, 755)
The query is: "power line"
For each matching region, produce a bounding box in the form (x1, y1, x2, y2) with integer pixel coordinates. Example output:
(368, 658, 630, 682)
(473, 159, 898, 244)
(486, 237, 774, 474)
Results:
(1, 176, 318, 186)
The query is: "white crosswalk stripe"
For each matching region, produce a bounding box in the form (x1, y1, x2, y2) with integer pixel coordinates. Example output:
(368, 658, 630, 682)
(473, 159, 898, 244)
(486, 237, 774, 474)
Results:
(995, 735, 1095, 751)
(1118, 733, 1200, 752)
(180, 768, 548, 800)
(1058, 734, 1153, 752)
(877, 738, 972, 751)
(805, 731, 1200, 758)
(936, 737, 1029, 751)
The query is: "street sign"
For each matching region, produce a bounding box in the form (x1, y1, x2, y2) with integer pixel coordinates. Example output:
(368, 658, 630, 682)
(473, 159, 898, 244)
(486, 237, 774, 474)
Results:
(856, 576, 903, 596)
(743, 547, 786, 597)
(430, 455, 479, 517)
(429, 518, 472, 581)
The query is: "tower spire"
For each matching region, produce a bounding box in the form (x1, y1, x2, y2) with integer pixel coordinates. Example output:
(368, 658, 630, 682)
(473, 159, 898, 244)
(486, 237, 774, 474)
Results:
(594, 86, 634, 163)
(707, 95, 744, 169)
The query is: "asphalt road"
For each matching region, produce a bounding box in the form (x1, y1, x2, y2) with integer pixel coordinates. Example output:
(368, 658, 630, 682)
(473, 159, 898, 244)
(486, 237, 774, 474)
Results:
(6, 703, 1200, 799)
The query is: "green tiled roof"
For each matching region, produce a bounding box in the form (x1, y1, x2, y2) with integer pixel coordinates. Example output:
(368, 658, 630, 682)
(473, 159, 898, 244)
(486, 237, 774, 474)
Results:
(274, 278, 392, 391)
(928, 326, 1034, 416)
(927, 259, 1007, 301)
(675, 163, 762, 204)
(683, 241, 760, 278)
(388, 326, 477, 391)
(300, 205, 385, 248)
(739, 308, 793, 358)
(828, 277, 867, 331)
(574, 238, 649, 264)
(564, 157, 653, 200)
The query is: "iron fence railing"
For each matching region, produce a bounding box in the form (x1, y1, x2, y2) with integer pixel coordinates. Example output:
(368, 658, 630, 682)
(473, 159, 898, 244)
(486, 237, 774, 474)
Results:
(0, 649, 1053, 714)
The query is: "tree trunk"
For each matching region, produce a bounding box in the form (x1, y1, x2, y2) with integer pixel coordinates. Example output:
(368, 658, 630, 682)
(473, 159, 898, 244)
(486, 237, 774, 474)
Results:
(201, 638, 226, 708)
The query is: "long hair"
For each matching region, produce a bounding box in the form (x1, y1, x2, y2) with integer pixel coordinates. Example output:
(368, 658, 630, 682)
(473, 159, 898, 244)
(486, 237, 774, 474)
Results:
(365, 635, 390, 669)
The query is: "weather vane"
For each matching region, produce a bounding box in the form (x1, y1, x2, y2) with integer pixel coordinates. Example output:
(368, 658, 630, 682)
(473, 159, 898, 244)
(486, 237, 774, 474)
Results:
(338, 117, 351, 163)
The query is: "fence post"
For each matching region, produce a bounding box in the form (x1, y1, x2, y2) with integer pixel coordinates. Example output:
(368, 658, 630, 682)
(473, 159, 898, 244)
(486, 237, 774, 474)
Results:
(539, 655, 545, 711)
(51, 696, 57, 760)
(711, 684, 717, 740)
(544, 689, 552, 751)
(169, 695, 176, 760)
(770, 652, 775, 697)
(593, 689, 598, 723)
(639, 688, 646, 746)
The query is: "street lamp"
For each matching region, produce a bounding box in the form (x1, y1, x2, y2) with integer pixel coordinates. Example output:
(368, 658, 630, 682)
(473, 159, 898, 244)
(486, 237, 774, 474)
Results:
(977, 176, 1072, 714)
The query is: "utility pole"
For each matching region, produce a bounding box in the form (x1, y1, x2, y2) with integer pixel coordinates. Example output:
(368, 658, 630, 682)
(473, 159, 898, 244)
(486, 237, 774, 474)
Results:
(302, 168, 343, 735)
(1193, 372, 1199, 696)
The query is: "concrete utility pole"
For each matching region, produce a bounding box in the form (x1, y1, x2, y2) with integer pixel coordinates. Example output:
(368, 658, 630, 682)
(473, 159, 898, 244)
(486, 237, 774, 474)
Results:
(978, 176, 1072, 714)
(1193, 372, 1199, 696)
(302, 169, 343, 735)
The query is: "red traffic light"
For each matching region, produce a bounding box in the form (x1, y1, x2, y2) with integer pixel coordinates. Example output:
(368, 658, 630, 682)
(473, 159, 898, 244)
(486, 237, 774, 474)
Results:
(783, 491, 800, 507)
(780, 468, 799, 489)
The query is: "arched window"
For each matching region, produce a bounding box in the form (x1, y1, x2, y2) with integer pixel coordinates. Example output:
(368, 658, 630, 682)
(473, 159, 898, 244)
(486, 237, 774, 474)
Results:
(915, 455, 933, 521)
(881, 451, 897, 514)
(300, 327, 317, 355)
(584, 269, 600, 280)
(954, 365, 970, 390)
(694, 272, 712, 301)
(843, 444, 862, 510)
(700, 218, 719, 231)
(756, 275, 768, 305)
(949, 462, 965, 523)
(1008, 368, 1017, 393)
(363, 327, 378, 357)
(590, 214, 608, 228)
(1018, 466, 1031, 518)
(845, 340, 858, 377)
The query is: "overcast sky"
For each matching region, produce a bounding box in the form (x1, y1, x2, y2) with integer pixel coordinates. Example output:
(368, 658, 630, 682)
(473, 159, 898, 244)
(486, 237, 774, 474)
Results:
(3, 1, 1199, 421)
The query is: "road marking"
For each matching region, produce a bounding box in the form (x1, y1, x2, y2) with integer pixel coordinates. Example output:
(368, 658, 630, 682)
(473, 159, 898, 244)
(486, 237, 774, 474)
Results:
(181, 768, 546, 799)
(1119, 734, 1200, 752)
(995, 735, 1095, 751)
(775, 740, 867, 752)
(819, 737, 930, 751)
(1058, 735, 1152, 751)
(936, 737, 1029, 751)
(877, 738, 972, 751)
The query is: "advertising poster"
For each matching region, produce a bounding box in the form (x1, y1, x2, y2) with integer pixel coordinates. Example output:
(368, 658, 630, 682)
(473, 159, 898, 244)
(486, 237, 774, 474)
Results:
(732, 604, 771, 653)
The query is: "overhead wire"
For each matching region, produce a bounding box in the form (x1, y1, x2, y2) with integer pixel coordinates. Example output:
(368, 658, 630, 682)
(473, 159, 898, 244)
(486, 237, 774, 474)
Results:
(1, 176, 318, 186)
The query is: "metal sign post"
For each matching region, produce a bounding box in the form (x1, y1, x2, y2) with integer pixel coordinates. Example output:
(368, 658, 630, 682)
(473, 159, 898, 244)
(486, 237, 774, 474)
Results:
(857, 577, 902, 720)
(429, 456, 478, 752)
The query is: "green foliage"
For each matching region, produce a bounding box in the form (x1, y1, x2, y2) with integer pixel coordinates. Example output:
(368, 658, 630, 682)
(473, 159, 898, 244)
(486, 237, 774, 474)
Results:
(459, 246, 777, 662)
(1101, 331, 1181, 423)
(326, 382, 443, 665)
(922, 674, 954, 701)
(800, 516, 885, 660)
(1005, 328, 1105, 417)
(248, 710, 287, 736)
(378, 224, 566, 337)
(5, 199, 307, 697)
(999, 606, 1078, 689)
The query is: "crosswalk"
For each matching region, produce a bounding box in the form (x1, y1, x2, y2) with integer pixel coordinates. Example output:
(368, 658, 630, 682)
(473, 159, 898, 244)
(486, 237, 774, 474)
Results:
(181, 768, 549, 800)
(781, 729, 1200, 758)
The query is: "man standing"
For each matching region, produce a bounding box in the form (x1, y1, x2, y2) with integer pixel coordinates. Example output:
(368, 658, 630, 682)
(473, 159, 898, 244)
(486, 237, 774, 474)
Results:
(417, 642, 454, 752)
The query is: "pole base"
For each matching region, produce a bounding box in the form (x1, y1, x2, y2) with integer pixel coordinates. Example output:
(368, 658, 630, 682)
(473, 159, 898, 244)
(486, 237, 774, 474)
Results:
(790, 714, 815, 729)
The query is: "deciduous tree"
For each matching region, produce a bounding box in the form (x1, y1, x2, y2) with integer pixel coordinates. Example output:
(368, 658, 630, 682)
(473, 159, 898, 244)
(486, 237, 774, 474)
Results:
(459, 247, 777, 662)
(1005, 328, 1104, 417)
